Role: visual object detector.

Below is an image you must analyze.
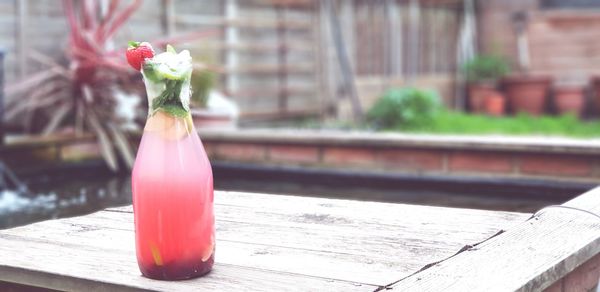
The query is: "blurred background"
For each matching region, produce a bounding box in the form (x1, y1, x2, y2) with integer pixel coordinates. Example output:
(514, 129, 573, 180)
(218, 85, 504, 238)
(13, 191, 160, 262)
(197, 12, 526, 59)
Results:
(1, 0, 599, 228)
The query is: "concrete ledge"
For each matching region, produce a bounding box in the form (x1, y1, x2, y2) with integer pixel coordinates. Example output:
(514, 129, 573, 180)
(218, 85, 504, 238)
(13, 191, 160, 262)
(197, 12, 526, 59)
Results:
(199, 129, 600, 155)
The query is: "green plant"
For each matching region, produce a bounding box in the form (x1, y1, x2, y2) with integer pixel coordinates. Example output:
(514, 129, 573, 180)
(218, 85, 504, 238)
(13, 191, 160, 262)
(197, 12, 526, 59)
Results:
(191, 69, 215, 108)
(463, 54, 510, 83)
(367, 87, 442, 129)
(5, 0, 219, 172)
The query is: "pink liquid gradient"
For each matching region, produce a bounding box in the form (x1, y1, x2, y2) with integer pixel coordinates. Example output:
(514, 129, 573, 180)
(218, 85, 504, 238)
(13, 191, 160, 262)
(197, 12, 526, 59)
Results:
(131, 115, 214, 280)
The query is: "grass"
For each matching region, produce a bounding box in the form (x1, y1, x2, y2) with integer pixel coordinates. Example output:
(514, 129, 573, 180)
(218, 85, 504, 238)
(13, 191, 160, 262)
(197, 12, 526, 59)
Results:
(297, 111, 600, 138)
(391, 111, 600, 138)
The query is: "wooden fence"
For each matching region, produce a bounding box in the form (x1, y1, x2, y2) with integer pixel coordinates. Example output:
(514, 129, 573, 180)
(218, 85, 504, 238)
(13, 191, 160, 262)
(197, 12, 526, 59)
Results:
(1, 0, 463, 122)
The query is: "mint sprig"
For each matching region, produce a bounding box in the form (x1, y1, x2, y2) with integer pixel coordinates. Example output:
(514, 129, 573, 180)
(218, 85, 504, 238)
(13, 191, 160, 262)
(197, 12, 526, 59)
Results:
(151, 79, 189, 118)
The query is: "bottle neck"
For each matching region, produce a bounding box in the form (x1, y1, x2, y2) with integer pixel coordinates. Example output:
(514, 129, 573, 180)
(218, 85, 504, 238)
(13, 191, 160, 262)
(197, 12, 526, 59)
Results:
(144, 111, 194, 140)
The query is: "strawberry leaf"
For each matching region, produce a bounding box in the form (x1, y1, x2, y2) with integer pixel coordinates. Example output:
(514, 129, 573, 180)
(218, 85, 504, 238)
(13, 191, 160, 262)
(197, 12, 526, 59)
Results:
(128, 41, 140, 48)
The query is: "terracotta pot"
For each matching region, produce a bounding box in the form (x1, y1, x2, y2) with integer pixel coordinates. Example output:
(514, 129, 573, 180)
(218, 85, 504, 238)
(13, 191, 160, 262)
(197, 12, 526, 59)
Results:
(484, 91, 505, 117)
(503, 75, 552, 116)
(468, 82, 496, 113)
(191, 109, 237, 130)
(553, 86, 585, 117)
(590, 76, 600, 114)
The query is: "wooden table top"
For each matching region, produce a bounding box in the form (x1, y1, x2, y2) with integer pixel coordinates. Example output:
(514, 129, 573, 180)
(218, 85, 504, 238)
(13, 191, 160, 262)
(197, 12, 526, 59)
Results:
(0, 191, 529, 291)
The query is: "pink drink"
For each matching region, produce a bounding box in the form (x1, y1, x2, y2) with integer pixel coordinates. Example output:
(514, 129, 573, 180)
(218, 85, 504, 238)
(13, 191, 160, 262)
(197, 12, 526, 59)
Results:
(132, 113, 215, 280)
(130, 43, 215, 280)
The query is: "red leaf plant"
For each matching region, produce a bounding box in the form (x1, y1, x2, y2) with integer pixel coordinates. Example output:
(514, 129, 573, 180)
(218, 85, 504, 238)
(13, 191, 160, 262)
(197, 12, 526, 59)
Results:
(5, 0, 218, 172)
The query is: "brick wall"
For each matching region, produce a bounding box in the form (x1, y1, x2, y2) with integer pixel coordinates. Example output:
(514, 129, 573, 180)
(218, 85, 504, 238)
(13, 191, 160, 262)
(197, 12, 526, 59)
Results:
(201, 134, 600, 183)
(478, 0, 600, 83)
(3, 131, 600, 184)
(477, 0, 538, 66)
(544, 252, 600, 292)
(528, 11, 600, 80)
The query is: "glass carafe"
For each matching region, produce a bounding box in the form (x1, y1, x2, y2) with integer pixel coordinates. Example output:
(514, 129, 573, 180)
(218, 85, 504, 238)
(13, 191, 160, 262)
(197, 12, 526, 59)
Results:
(131, 51, 214, 280)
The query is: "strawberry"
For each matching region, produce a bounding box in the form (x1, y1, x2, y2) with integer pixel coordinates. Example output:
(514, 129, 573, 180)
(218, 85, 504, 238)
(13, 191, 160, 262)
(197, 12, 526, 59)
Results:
(126, 41, 154, 71)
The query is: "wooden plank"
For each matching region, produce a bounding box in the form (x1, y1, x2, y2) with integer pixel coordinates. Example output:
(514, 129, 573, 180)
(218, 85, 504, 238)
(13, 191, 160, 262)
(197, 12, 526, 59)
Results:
(221, 63, 314, 75)
(229, 85, 316, 98)
(16, 0, 28, 79)
(251, 0, 315, 9)
(276, 6, 288, 113)
(185, 41, 314, 53)
(387, 0, 402, 77)
(160, 0, 175, 36)
(225, 0, 240, 96)
(12, 213, 449, 268)
(0, 222, 401, 286)
(175, 14, 313, 30)
(390, 187, 600, 291)
(307, 1, 324, 119)
(0, 236, 370, 292)
(316, 0, 335, 117)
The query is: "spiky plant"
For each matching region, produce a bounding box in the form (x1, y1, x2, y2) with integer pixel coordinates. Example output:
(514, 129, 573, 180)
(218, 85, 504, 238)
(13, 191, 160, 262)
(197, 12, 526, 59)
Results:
(5, 0, 218, 171)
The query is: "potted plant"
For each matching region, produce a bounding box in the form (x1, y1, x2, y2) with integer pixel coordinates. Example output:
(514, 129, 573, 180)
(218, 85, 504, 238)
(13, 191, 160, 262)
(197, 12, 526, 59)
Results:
(503, 74, 552, 115)
(590, 76, 600, 115)
(190, 68, 238, 130)
(484, 91, 505, 117)
(463, 54, 509, 114)
(553, 83, 586, 117)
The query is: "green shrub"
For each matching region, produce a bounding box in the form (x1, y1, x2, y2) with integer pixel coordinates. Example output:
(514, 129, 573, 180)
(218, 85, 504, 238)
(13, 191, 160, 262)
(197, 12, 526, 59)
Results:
(463, 54, 510, 83)
(367, 87, 442, 129)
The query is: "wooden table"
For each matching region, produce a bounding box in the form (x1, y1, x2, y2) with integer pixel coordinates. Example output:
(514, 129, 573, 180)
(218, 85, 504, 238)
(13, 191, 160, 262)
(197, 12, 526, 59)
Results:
(0, 191, 536, 291)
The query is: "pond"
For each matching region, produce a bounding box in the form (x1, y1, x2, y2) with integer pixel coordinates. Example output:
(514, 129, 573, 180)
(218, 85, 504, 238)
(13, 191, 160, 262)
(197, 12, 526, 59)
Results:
(0, 161, 584, 230)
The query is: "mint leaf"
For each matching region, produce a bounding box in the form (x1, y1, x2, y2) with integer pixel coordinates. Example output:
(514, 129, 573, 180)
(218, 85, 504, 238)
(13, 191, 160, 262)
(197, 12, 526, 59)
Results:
(128, 41, 140, 48)
(166, 44, 176, 54)
(160, 104, 189, 117)
(150, 79, 189, 118)
(143, 63, 161, 82)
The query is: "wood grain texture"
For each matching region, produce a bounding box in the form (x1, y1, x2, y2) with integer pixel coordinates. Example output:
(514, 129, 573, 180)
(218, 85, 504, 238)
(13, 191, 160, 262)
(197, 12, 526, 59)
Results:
(391, 187, 600, 291)
(0, 191, 528, 291)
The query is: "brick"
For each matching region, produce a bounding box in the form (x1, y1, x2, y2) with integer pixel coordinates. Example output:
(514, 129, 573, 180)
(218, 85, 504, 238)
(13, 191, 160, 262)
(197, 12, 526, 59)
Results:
(215, 143, 267, 162)
(562, 253, 600, 292)
(377, 149, 444, 172)
(268, 145, 319, 164)
(322, 147, 376, 166)
(543, 280, 562, 292)
(520, 154, 593, 177)
(449, 151, 513, 174)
